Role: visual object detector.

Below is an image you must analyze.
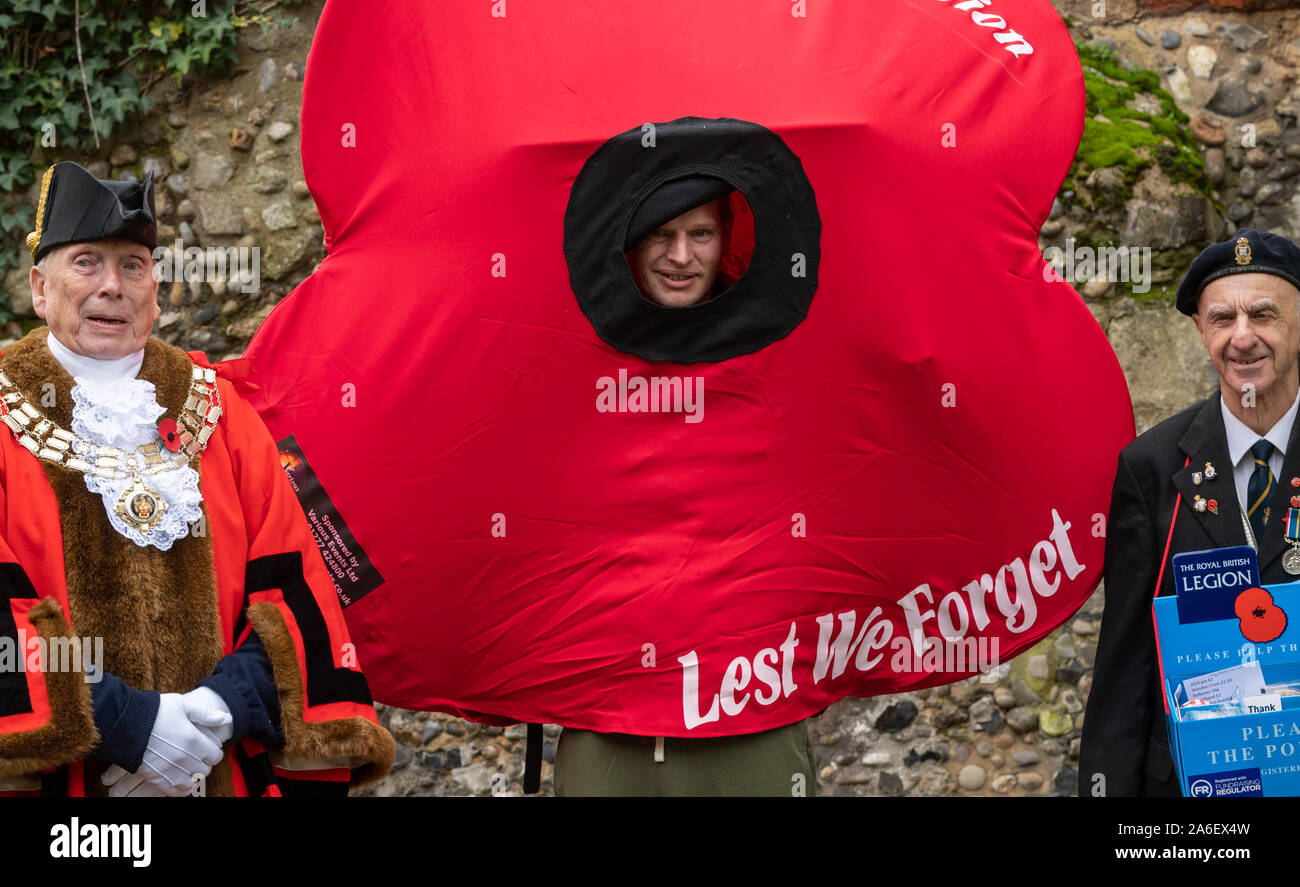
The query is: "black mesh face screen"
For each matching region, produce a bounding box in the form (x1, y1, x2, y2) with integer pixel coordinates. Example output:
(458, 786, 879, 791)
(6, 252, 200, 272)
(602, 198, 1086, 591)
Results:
(564, 117, 821, 364)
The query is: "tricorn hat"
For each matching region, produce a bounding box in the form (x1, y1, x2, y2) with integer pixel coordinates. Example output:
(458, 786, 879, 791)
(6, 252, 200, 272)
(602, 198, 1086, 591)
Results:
(26, 161, 157, 264)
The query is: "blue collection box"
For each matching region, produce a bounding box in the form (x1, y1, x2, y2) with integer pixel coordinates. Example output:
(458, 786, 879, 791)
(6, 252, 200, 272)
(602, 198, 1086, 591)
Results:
(1154, 557, 1300, 797)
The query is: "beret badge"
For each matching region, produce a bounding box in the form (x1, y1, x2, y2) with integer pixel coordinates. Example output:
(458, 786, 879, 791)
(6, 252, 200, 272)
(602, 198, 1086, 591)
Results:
(1236, 236, 1252, 266)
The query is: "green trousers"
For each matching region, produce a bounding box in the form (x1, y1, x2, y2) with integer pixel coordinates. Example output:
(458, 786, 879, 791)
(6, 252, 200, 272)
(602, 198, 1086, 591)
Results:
(553, 721, 816, 797)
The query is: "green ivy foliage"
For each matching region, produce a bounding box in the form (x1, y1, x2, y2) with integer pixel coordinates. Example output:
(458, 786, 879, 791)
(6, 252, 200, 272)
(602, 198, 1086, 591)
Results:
(0, 0, 298, 322)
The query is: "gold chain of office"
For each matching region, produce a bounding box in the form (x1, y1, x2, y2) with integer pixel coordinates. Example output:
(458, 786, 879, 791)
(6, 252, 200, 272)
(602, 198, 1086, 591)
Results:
(0, 365, 223, 534)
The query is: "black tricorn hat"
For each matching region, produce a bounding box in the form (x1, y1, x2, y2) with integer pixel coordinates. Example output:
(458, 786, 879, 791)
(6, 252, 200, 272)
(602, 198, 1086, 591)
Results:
(26, 161, 157, 264)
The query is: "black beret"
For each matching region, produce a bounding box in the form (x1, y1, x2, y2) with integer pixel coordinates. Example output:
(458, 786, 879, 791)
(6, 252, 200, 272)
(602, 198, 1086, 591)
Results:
(26, 161, 157, 264)
(624, 174, 733, 252)
(1175, 227, 1300, 315)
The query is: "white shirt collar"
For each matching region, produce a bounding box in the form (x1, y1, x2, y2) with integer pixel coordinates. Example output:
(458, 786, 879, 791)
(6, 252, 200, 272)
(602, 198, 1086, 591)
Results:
(1221, 387, 1300, 466)
(47, 332, 144, 386)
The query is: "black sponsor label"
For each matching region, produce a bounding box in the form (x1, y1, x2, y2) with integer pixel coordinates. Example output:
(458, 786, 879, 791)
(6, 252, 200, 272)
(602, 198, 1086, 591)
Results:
(276, 435, 383, 608)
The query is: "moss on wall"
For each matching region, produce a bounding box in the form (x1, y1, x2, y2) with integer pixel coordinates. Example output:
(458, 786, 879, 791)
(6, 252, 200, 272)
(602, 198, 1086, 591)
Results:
(1069, 42, 1209, 206)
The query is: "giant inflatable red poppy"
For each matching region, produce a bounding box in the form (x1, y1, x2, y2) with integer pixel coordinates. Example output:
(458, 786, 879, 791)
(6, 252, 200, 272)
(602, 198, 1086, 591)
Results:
(244, 0, 1135, 736)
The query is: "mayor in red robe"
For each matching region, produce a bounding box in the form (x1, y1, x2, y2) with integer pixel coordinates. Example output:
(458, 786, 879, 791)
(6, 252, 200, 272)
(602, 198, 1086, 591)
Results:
(0, 161, 393, 797)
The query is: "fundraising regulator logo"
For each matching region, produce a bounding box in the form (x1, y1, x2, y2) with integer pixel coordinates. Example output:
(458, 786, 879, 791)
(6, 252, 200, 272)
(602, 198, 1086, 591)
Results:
(1042, 238, 1152, 294)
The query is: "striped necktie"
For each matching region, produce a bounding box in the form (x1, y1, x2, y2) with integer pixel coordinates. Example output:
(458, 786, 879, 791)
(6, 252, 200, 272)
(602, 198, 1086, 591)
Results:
(1247, 439, 1275, 544)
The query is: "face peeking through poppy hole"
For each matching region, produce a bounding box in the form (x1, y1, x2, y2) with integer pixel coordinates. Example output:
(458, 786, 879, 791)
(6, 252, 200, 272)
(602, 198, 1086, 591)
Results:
(628, 199, 728, 309)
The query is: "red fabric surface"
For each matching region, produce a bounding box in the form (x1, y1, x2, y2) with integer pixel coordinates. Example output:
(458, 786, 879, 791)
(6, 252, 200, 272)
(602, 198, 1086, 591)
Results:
(244, 0, 1135, 735)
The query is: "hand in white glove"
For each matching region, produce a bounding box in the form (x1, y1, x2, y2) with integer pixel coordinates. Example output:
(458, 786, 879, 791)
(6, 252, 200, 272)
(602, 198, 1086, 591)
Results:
(108, 692, 228, 797)
(101, 764, 169, 797)
(181, 686, 235, 746)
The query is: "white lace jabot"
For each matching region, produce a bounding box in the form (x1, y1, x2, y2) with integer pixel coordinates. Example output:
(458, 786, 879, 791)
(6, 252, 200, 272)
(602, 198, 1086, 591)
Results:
(47, 333, 203, 550)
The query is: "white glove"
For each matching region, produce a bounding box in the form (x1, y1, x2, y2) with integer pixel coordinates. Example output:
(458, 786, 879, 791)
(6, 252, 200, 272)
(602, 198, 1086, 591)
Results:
(101, 764, 170, 797)
(115, 692, 228, 797)
(181, 686, 235, 746)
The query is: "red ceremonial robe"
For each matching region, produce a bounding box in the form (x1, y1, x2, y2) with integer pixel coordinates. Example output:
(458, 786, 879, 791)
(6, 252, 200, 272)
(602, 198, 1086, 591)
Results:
(0, 330, 393, 796)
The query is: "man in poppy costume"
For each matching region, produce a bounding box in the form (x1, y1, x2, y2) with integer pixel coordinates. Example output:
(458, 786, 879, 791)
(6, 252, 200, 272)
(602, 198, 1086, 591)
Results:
(0, 161, 394, 796)
(244, 0, 1136, 795)
(557, 175, 817, 794)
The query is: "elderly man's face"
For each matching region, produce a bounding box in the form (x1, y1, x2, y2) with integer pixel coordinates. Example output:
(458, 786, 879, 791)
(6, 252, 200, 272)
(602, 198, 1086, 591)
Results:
(30, 238, 160, 360)
(1194, 273, 1300, 403)
(629, 200, 724, 308)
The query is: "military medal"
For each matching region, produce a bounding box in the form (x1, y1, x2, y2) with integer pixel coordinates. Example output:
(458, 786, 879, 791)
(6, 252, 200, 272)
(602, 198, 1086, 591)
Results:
(1193, 472, 1203, 485)
(1204, 462, 1217, 480)
(1285, 548, 1300, 575)
(1284, 508, 1300, 576)
(1194, 495, 1207, 513)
